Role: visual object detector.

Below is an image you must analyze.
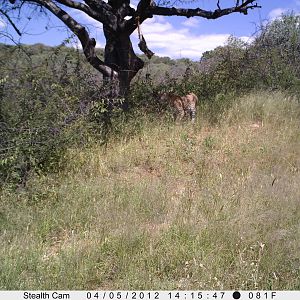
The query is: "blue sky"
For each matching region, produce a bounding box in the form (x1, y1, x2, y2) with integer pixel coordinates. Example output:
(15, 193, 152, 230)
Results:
(1, 0, 300, 59)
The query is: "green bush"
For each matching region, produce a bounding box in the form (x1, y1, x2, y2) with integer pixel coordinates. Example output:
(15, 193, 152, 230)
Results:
(0, 45, 112, 187)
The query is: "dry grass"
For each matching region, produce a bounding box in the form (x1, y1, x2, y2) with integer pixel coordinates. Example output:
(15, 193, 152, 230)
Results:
(0, 91, 299, 289)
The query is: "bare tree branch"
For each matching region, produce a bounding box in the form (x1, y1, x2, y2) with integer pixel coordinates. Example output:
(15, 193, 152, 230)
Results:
(123, 0, 154, 33)
(150, 0, 260, 19)
(55, 0, 117, 28)
(0, 8, 22, 36)
(27, 0, 117, 78)
(124, 0, 259, 34)
(84, 0, 113, 13)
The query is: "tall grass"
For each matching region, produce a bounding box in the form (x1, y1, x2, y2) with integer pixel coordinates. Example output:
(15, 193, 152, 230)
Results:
(0, 91, 299, 289)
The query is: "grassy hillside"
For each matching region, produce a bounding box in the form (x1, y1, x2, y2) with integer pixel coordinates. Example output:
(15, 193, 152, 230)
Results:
(1, 91, 299, 290)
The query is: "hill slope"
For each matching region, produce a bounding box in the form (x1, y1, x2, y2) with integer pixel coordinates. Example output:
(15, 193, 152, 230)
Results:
(1, 91, 300, 289)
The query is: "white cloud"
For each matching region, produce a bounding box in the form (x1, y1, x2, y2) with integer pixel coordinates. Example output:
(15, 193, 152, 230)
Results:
(69, 11, 249, 60)
(133, 16, 242, 59)
(268, 8, 288, 20)
(182, 18, 200, 28)
(0, 17, 6, 29)
(240, 36, 255, 44)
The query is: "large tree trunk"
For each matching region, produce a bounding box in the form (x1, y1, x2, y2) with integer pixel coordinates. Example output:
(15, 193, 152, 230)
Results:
(104, 25, 144, 102)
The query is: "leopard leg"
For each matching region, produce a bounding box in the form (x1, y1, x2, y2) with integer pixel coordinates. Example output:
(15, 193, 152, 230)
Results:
(176, 108, 185, 122)
(190, 108, 196, 123)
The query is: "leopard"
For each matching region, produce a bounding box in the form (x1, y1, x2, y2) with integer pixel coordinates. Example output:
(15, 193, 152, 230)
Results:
(158, 92, 198, 123)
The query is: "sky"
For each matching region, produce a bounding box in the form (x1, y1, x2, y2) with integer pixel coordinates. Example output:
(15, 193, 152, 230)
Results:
(1, 0, 300, 60)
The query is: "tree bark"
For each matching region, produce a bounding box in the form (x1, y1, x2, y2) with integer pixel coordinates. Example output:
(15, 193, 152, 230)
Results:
(104, 25, 144, 100)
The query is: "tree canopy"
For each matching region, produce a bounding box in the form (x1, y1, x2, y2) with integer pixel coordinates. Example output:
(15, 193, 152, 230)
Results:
(1, 0, 260, 96)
